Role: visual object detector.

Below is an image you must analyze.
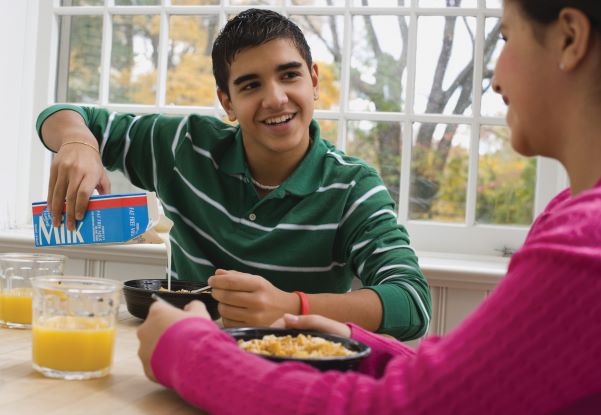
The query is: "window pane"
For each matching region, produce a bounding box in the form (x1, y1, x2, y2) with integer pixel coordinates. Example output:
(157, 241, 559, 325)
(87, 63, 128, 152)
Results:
(410, 123, 470, 222)
(114, 0, 160, 5)
(419, 0, 477, 7)
(167, 15, 218, 107)
(291, 15, 343, 111)
(352, 0, 410, 6)
(61, 0, 104, 5)
(57, 15, 103, 103)
(172, 0, 219, 4)
(347, 121, 403, 204)
(414, 16, 476, 115)
(486, 0, 501, 8)
(481, 17, 505, 117)
(293, 0, 346, 5)
(110, 15, 160, 104)
(477, 126, 535, 225)
(229, 0, 282, 6)
(349, 15, 408, 112)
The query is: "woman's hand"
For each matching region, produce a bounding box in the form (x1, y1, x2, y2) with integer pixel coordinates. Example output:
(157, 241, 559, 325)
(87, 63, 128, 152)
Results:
(209, 269, 299, 327)
(272, 313, 351, 338)
(137, 300, 210, 382)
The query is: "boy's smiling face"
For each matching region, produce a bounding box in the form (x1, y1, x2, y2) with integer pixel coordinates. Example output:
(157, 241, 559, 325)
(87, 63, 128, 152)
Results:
(218, 38, 319, 163)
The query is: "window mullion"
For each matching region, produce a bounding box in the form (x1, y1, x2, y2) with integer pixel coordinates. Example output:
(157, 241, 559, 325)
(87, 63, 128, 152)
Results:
(156, 7, 169, 107)
(465, 8, 486, 226)
(398, 1, 419, 223)
(534, 157, 568, 216)
(337, 0, 352, 151)
(98, 2, 113, 106)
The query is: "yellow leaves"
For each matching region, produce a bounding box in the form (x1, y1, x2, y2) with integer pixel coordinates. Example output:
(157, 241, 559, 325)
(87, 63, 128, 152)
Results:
(166, 54, 215, 106)
(315, 62, 340, 110)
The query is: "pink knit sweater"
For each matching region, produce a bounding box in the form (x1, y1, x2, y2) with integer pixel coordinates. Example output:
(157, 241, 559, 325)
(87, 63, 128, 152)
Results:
(151, 182, 601, 414)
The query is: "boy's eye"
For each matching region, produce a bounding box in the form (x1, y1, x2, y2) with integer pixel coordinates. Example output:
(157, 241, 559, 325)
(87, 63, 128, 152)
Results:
(241, 81, 260, 91)
(283, 71, 301, 80)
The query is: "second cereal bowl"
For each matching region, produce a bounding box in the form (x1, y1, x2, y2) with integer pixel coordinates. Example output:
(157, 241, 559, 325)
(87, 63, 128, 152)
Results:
(223, 327, 371, 371)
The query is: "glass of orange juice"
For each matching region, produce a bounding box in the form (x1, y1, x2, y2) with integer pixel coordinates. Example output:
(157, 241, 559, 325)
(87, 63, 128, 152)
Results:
(0, 253, 65, 329)
(31, 276, 122, 380)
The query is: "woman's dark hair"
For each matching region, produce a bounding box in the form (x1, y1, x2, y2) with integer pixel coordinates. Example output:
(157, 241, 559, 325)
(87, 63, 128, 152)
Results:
(510, 0, 600, 29)
(211, 9, 312, 97)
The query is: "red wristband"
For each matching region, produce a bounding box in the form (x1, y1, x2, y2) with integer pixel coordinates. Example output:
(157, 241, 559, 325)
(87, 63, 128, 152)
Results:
(293, 291, 310, 315)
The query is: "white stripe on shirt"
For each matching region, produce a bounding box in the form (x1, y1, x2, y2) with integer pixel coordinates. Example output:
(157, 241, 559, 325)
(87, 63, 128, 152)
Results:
(174, 167, 339, 231)
(122, 115, 141, 181)
(162, 201, 346, 273)
(100, 111, 116, 156)
(171, 116, 188, 157)
(339, 185, 387, 227)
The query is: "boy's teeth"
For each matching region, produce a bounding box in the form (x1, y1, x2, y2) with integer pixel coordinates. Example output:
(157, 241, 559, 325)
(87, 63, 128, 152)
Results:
(265, 114, 293, 125)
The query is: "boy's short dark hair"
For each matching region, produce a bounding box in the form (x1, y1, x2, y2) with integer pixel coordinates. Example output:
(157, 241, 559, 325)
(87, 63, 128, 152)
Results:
(211, 8, 313, 97)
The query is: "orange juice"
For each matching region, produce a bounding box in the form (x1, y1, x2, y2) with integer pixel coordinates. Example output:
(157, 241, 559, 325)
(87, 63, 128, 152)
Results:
(32, 316, 115, 372)
(0, 288, 33, 325)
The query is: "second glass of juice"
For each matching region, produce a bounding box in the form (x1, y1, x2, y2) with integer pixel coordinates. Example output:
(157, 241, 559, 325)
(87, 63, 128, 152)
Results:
(0, 253, 65, 329)
(31, 276, 122, 380)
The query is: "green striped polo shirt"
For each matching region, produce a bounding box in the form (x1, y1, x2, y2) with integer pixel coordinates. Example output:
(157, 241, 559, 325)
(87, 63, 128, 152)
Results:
(37, 105, 431, 340)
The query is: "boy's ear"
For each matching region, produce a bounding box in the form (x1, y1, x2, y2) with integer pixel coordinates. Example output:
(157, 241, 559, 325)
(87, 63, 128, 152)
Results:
(217, 88, 237, 122)
(311, 63, 320, 101)
(556, 7, 593, 71)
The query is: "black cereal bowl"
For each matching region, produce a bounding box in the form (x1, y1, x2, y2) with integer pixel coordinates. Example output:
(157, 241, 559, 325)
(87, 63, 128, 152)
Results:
(223, 327, 371, 372)
(123, 279, 220, 320)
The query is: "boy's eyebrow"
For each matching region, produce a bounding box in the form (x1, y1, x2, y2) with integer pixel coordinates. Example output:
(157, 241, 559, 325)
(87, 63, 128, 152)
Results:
(232, 61, 304, 86)
(233, 73, 257, 86)
(276, 61, 303, 71)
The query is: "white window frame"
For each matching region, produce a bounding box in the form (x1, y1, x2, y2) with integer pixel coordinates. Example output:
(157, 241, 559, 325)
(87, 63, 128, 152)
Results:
(5, 0, 568, 258)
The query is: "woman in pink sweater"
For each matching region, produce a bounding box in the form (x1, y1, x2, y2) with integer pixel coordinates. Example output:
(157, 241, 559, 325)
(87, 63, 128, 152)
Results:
(137, 1, 601, 413)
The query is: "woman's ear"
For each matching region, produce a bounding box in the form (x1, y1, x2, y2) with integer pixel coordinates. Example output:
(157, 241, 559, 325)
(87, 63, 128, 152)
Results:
(556, 7, 593, 71)
(217, 88, 237, 122)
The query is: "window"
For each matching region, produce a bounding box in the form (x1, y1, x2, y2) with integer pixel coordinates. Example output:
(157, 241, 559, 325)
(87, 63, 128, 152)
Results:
(21, 0, 567, 256)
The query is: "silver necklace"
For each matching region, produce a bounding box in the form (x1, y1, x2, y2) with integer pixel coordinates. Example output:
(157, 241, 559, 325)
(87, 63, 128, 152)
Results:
(250, 176, 280, 190)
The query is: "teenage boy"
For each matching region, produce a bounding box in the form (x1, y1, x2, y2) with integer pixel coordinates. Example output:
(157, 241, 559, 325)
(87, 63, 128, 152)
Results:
(36, 9, 431, 340)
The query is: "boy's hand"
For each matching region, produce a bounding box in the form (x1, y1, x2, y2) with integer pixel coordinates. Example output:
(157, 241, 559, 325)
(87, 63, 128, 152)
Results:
(137, 300, 210, 382)
(271, 313, 351, 338)
(209, 269, 300, 327)
(48, 141, 111, 230)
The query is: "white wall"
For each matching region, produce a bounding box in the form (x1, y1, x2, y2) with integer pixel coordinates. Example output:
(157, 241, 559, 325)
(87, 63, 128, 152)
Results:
(0, 0, 39, 229)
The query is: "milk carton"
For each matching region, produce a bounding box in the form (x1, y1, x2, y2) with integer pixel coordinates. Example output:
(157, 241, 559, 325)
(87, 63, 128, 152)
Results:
(32, 192, 172, 247)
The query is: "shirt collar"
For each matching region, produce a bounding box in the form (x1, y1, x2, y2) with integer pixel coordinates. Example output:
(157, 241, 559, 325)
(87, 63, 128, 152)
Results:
(217, 120, 328, 197)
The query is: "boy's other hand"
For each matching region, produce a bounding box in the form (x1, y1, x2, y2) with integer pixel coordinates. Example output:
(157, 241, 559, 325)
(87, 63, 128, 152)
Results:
(271, 313, 351, 338)
(209, 269, 299, 327)
(137, 300, 210, 382)
(47, 142, 110, 230)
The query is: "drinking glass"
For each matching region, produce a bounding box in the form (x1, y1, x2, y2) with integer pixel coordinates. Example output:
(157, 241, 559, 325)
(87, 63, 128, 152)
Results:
(31, 276, 122, 380)
(0, 253, 65, 328)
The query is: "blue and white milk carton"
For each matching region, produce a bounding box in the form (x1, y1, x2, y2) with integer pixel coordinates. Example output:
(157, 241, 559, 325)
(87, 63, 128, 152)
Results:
(32, 192, 171, 247)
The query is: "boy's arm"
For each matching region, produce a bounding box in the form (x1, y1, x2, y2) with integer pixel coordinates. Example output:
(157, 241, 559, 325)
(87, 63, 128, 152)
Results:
(37, 104, 181, 230)
(337, 172, 432, 340)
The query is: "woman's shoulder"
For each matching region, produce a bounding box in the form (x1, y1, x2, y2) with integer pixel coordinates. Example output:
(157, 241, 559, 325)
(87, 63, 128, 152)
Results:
(526, 182, 601, 250)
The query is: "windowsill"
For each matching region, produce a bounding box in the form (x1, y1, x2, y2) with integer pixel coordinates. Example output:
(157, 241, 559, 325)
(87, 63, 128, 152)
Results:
(0, 226, 509, 284)
(0, 226, 167, 265)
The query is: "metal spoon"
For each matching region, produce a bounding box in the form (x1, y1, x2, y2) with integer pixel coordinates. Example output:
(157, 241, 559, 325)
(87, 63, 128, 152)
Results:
(189, 285, 211, 294)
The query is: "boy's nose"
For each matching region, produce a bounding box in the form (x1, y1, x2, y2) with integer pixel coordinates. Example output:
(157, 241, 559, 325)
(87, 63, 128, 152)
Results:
(262, 82, 288, 108)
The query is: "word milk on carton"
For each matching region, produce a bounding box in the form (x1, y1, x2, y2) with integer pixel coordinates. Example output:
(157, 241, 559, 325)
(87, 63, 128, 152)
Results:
(32, 192, 173, 247)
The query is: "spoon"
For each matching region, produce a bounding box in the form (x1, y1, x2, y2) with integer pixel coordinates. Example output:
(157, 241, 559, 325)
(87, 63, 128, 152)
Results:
(190, 285, 211, 294)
